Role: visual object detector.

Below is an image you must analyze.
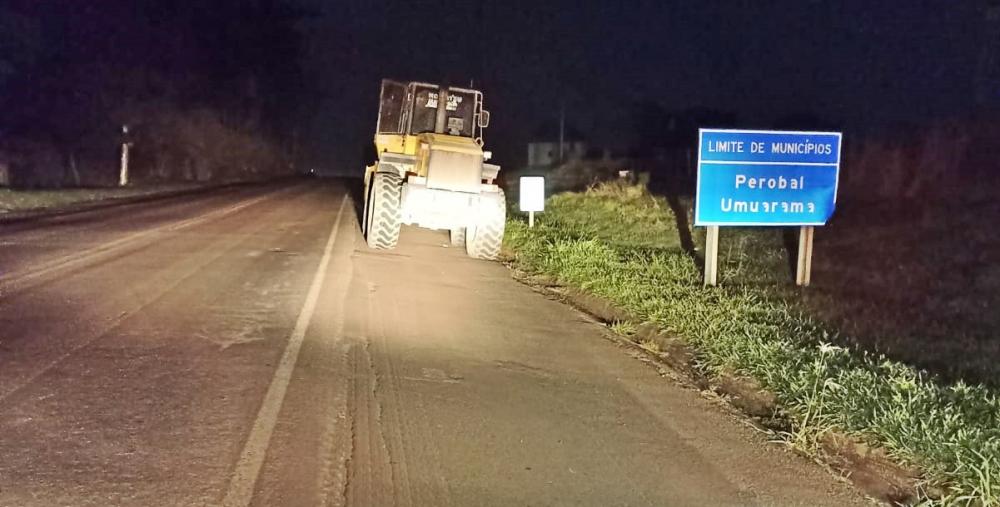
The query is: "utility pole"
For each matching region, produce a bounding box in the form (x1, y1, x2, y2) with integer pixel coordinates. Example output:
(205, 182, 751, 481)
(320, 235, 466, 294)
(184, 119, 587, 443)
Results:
(977, 3, 1000, 106)
(474, 1, 485, 90)
(558, 101, 565, 164)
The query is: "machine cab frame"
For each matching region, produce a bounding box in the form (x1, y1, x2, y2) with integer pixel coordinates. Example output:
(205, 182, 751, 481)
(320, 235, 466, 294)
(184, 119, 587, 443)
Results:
(376, 80, 489, 143)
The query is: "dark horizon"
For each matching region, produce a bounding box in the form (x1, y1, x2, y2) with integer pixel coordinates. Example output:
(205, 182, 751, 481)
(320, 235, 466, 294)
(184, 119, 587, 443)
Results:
(300, 0, 994, 172)
(2, 1, 996, 177)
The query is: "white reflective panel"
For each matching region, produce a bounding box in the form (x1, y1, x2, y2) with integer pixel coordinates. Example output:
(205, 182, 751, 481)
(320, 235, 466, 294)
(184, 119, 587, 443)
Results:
(519, 176, 545, 212)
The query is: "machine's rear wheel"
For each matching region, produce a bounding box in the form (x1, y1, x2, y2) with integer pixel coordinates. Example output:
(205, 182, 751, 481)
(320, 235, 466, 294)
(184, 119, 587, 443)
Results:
(364, 172, 402, 250)
(466, 190, 506, 260)
(449, 227, 466, 246)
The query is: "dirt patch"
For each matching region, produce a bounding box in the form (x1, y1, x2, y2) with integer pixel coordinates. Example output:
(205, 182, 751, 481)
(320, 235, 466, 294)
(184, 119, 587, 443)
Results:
(631, 323, 700, 380)
(713, 371, 778, 419)
(557, 287, 635, 324)
(821, 432, 922, 505)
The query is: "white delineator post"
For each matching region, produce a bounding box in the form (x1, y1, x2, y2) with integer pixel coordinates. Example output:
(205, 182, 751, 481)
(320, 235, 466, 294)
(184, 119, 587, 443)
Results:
(796, 225, 815, 286)
(704, 225, 720, 286)
(119, 125, 131, 187)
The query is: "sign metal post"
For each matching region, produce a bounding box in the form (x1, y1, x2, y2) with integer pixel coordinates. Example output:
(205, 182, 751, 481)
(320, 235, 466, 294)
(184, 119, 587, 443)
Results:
(796, 225, 815, 286)
(704, 225, 720, 286)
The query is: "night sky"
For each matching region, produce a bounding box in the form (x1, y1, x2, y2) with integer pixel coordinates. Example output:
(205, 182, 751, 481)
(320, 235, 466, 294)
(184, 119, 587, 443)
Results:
(299, 1, 986, 173)
(3, 1, 984, 175)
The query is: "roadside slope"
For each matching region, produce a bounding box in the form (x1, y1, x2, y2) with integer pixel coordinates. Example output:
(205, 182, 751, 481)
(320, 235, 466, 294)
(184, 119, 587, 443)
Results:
(502, 182, 999, 505)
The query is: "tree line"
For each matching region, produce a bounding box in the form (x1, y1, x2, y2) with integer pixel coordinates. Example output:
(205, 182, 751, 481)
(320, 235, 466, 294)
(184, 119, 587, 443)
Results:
(0, 0, 313, 187)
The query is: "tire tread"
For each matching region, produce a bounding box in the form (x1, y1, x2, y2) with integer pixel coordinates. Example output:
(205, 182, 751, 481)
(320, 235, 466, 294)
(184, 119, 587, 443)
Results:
(365, 172, 402, 250)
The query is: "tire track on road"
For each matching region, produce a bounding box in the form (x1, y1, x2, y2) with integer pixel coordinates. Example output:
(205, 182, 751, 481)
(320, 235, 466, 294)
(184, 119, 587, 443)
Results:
(380, 297, 454, 507)
(310, 211, 358, 507)
(314, 336, 353, 507)
(222, 197, 350, 507)
(343, 330, 395, 507)
(367, 283, 421, 507)
(336, 262, 453, 507)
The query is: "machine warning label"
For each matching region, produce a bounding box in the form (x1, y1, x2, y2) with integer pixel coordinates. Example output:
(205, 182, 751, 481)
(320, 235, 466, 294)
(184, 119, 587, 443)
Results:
(426, 92, 461, 111)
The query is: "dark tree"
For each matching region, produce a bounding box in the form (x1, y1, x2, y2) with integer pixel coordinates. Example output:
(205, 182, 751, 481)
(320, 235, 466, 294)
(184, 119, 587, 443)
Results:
(631, 102, 738, 260)
(0, 0, 314, 187)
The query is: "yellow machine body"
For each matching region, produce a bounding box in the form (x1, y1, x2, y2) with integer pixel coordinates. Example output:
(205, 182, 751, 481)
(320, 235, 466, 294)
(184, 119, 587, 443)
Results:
(362, 79, 505, 259)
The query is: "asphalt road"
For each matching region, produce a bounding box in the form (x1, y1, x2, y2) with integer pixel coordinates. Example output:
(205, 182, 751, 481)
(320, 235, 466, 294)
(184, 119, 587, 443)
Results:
(0, 180, 870, 506)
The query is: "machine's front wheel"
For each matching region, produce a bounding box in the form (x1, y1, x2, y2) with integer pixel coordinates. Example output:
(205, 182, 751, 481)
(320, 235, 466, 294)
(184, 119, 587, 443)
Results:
(449, 227, 466, 246)
(364, 172, 402, 250)
(466, 190, 506, 260)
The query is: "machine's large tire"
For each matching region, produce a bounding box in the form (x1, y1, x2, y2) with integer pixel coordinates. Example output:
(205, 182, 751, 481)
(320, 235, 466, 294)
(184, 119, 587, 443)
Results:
(466, 190, 506, 260)
(364, 172, 402, 250)
(449, 227, 466, 246)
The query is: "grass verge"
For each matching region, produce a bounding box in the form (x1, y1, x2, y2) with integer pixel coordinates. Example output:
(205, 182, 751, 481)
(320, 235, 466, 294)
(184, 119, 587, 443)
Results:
(0, 184, 204, 214)
(502, 182, 999, 506)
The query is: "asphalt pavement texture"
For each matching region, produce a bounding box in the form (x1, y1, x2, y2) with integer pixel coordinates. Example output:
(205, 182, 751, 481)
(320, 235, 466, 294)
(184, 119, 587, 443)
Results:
(0, 180, 871, 506)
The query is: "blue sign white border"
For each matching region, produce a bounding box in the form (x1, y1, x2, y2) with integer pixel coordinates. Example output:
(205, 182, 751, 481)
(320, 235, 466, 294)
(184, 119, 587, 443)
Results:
(694, 128, 843, 227)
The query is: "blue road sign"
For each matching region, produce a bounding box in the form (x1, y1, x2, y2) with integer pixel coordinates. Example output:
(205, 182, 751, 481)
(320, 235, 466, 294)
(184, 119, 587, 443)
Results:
(695, 129, 842, 226)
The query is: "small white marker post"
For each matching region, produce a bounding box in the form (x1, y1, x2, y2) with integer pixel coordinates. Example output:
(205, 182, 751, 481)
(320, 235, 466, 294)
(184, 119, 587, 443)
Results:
(519, 176, 545, 228)
(704, 225, 720, 286)
(119, 125, 131, 187)
(796, 225, 815, 286)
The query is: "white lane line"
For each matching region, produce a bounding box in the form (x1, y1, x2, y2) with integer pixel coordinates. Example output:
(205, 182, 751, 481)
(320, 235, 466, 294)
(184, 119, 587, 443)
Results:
(222, 196, 350, 507)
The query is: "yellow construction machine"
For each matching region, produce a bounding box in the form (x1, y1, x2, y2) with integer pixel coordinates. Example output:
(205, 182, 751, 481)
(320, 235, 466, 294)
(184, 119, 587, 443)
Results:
(362, 80, 505, 259)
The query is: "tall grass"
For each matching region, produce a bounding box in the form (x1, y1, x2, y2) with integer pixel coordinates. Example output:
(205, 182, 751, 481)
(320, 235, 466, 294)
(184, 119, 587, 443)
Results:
(504, 182, 1000, 505)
